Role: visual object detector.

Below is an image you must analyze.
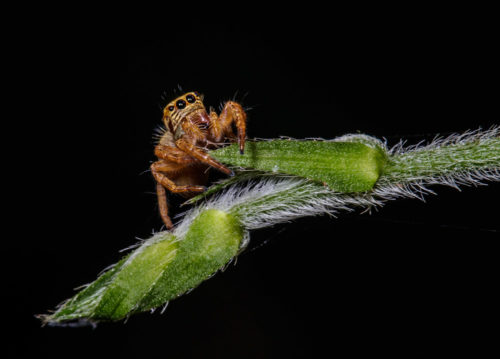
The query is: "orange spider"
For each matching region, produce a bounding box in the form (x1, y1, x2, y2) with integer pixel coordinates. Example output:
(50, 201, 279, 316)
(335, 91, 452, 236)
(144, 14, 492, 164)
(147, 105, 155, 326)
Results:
(152, 91, 247, 229)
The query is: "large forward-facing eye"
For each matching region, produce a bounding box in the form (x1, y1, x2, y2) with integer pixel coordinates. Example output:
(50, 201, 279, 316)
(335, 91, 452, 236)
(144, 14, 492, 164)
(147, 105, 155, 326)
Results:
(186, 94, 196, 103)
(176, 99, 186, 109)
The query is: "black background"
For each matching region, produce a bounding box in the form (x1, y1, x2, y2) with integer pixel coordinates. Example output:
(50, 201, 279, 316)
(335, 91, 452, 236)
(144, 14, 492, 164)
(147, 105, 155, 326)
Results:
(8, 7, 499, 358)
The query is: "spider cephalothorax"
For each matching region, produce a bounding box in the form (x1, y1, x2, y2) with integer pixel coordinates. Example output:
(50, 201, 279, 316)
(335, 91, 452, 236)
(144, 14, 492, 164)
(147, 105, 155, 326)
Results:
(163, 92, 208, 138)
(152, 91, 247, 229)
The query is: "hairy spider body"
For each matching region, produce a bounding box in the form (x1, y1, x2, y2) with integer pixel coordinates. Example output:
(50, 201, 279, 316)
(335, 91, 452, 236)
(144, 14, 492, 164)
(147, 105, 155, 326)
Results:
(152, 91, 247, 229)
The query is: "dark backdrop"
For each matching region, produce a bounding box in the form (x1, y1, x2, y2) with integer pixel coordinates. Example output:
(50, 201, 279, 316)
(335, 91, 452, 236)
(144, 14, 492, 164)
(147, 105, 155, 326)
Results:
(9, 9, 499, 358)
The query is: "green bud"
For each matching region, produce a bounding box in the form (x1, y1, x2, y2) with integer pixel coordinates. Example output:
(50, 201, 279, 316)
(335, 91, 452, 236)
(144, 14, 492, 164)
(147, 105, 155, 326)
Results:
(40, 209, 245, 324)
(212, 139, 388, 192)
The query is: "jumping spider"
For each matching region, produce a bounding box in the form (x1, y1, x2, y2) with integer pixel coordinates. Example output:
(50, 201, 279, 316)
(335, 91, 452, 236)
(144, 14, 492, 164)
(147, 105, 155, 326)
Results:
(152, 91, 247, 229)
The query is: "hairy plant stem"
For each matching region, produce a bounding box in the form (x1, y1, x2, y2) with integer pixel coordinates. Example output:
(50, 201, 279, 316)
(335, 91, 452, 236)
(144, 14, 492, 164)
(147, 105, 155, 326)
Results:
(39, 127, 499, 326)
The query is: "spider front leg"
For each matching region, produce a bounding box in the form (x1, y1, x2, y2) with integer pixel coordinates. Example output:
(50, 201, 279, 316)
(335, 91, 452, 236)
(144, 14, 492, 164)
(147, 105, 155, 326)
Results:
(209, 101, 247, 154)
(175, 137, 234, 176)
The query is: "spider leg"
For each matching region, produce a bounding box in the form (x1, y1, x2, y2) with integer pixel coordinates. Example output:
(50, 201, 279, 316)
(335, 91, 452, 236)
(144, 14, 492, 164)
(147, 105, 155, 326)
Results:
(175, 138, 233, 175)
(154, 144, 196, 163)
(209, 101, 247, 154)
(156, 182, 173, 230)
(151, 161, 207, 193)
(151, 160, 206, 229)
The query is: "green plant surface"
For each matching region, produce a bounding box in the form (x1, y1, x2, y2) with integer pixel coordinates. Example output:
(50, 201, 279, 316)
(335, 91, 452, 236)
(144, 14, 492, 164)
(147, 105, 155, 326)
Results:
(212, 139, 388, 192)
(383, 135, 500, 182)
(39, 129, 499, 326)
(40, 209, 244, 324)
(133, 209, 244, 313)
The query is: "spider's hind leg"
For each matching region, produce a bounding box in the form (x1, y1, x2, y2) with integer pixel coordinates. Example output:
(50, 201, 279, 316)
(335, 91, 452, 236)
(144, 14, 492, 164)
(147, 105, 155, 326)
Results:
(156, 182, 173, 230)
(151, 160, 207, 229)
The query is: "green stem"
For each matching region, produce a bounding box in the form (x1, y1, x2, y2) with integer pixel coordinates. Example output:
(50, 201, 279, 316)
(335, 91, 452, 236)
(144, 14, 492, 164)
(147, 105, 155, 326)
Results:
(382, 130, 500, 183)
(38, 128, 499, 326)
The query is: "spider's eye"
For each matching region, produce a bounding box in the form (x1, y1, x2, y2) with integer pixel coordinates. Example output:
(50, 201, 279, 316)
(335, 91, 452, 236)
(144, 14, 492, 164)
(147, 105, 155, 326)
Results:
(168, 106, 175, 112)
(186, 94, 196, 103)
(176, 99, 186, 109)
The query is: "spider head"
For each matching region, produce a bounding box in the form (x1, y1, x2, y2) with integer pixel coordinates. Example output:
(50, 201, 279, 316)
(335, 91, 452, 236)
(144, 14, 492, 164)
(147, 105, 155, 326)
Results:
(162, 91, 206, 128)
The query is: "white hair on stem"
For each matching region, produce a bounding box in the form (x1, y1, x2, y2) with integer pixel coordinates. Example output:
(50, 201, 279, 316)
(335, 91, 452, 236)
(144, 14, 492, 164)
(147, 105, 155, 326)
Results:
(173, 126, 499, 239)
(39, 127, 498, 326)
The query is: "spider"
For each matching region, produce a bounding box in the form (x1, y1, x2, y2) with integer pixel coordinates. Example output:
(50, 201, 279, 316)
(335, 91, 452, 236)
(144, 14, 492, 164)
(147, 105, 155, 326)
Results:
(152, 91, 247, 229)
